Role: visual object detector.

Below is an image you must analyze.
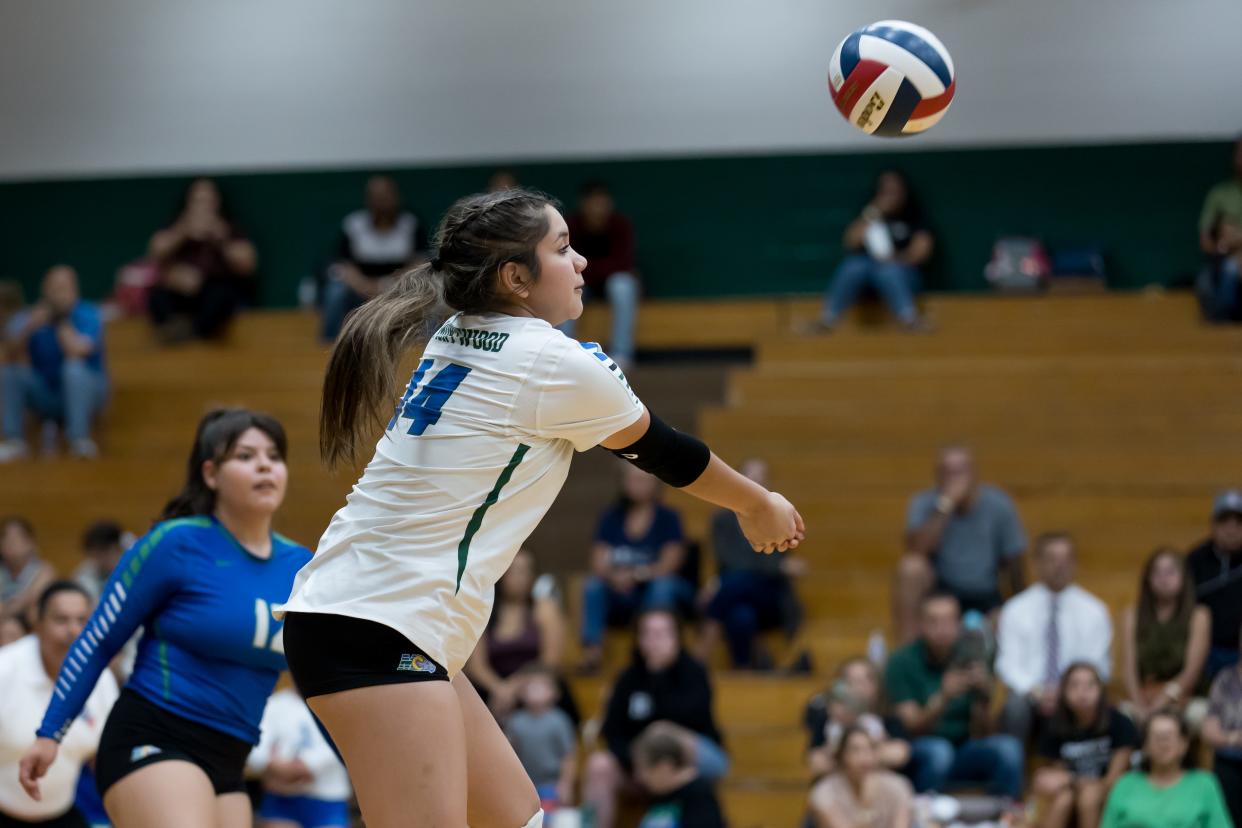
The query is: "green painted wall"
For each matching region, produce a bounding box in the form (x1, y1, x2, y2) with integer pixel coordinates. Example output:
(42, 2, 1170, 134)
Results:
(0, 140, 1229, 305)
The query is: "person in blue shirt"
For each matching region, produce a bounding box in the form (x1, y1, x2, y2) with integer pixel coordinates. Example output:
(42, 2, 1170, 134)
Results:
(18, 408, 312, 828)
(0, 265, 108, 462)
(579, 464, 691, 671)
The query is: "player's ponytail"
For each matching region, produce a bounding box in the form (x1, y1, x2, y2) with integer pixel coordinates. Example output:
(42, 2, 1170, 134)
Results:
(319, 188, 555, 469)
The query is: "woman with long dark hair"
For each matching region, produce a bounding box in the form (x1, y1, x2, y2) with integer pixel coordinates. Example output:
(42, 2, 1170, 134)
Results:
(147, 178, 258, 342)
(276, 188, 803, 828)
(19, 409, 311, 828)
(1033, 662, 1138, 828)
(1121, 547, 1211, 726)
(808, 725, 914, 828)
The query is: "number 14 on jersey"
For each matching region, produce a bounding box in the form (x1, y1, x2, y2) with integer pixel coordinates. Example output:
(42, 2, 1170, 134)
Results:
(389, 359, 473, 436)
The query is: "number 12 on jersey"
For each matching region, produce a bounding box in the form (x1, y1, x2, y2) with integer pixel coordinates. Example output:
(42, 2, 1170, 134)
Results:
(388, 359, 473, 436)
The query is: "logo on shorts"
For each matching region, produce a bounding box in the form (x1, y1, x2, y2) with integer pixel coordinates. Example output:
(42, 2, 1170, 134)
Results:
(130, 745, 162, 763)
(397, 653, 437, 673)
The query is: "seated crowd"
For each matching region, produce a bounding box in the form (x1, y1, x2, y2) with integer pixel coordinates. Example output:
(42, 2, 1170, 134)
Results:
(6, 468, 1242, 828)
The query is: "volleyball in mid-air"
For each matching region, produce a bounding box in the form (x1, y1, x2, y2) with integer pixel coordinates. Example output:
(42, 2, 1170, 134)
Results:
(828, 20, 956, 137)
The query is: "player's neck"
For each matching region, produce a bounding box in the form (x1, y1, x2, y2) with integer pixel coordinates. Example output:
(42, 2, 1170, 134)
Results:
(214, 505, 273, 559)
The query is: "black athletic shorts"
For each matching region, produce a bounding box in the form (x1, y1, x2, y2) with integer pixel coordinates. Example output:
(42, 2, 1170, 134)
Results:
(283, 611, 450, 699)
(0, 808, 88, 827)
(94, 689, 252, 797)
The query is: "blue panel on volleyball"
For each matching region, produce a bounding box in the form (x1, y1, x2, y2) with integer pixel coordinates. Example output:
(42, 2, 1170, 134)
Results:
(861, 23, 953, 87)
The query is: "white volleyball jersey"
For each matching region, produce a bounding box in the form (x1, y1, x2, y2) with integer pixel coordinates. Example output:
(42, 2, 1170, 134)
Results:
(277, 312, 644, 675)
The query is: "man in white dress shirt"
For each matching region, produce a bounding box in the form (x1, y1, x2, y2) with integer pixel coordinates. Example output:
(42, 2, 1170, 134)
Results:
(0, 582, 118, 827)
(996, 532, 1112, 742)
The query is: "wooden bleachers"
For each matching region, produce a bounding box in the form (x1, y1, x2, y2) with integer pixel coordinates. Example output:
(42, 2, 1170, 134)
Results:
(4, 292, 1241, 827)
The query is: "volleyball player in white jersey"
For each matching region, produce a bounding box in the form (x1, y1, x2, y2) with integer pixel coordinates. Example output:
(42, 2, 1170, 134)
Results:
(277, 189, 804, 828)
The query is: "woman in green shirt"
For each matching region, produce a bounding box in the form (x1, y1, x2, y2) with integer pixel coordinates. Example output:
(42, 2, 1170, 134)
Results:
(1100, 710, 1233, 828)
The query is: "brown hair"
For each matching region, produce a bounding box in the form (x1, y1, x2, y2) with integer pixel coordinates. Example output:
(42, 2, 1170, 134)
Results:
(1051, 661, 1110, 740)
(161, 409, 288, 520)
(1137, 546, 1195, 631)
(319, 188, 556, 468)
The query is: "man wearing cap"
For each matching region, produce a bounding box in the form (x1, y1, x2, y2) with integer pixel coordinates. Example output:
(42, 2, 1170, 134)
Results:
(1188, 490, 1242, 681)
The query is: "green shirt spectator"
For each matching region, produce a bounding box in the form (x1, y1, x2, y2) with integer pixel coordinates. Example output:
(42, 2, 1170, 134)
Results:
(1200, 180, 1242, 238)
(1100, 770, 1231, 828)
(885, 638, 975, 745)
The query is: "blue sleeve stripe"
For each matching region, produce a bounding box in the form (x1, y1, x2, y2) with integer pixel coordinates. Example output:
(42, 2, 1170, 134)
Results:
(114, 582, 127, 601)
(108, 593, 122, 614)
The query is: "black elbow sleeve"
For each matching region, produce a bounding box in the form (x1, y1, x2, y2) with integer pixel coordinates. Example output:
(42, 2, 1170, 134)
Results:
(608, 411, 711, 488)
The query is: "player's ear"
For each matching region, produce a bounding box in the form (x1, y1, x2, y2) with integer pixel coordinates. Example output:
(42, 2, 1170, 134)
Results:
(201, 459, 220, 492)
(497, 261, 532, 300)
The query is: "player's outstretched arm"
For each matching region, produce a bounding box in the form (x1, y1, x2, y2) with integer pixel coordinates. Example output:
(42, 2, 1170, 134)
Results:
(601, 408, 804, 554)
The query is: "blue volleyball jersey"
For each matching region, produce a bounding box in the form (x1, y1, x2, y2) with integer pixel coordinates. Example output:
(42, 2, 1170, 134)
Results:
(39, 516, 311, 745)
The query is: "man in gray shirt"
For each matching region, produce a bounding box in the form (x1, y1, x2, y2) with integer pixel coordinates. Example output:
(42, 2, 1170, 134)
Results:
(895, 446, 1027, 642)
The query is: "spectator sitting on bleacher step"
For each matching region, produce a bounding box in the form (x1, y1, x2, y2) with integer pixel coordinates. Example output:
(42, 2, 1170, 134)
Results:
(147, 178, 257, 343)
(996, 532, 1112, 745)
(895, 445, 1027, 643)
(1196, 135, 1242, 323)
(696, 458, 808, 671)
(808, 725, 915, 828)
(320, 175, 428, 342)
(584, 609, 727, 828)
(1, 266, 108, 462)
(1187, 489, 1242, 682)
(0, 518, 55, 628)
(884, 591, 1023, 799)
(804, 657, 910, 782)
(632, 724, 725, 828)
(579, 465, 692, 673)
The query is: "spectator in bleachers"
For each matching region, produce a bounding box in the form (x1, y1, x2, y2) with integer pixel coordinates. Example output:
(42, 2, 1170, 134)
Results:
(1100, 710, 1232, 828)
(1189, 489, 1242, 681)
(804, 657, 910, 781)
(1034, 662, 1138, 828)
(885, 592, 1023, 799)
(808, 725, 915, 828)
(0, 518, 55, 626)
(0, 582, 118, 828)
(248, 687, 352, 828)
(1202, 619, 1242, 826)
(0, 615, 30, 647)
(632, 725, 725, 828)
(147, 177, 257, 343)
(579, 466, 690, 672)
(997, 532, 1112, 743)
(584, 609, 727, 828)
(1196, 136, 1242, 322)
(811, 169, 933, 332)
(0, 266, 108, 462)
(71, 521, 129, 602)
(466, 548, 577, 723)
(504, 665, 577, 812)
(320, 175, 428, 341)
(697, 458, 807, 670)
(1121, 547, 1210, 727)
(561, 181, 640, 368)
(895, 445, 1027, 642)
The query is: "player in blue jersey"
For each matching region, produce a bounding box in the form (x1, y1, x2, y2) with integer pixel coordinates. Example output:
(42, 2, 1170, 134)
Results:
(18, 409, 312, 828)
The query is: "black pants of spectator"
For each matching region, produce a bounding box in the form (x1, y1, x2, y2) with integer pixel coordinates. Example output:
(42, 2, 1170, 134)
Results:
(148, 278, 244, 340)
(1216, 753, 1242, 827)
(0, 807, 89, 827)
(707, 571, 801, 667)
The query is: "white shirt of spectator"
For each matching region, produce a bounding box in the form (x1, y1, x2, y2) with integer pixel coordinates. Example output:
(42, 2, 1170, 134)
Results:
(278, 313, 644, 676)
(247, 689, 351, 802)
(996, 582, 1113, 696)
(0, 635, 119, 820)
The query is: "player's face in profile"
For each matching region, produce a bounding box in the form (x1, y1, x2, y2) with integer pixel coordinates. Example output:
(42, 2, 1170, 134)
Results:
(209, 427, 288, 515)
(525, 205, 586, 326)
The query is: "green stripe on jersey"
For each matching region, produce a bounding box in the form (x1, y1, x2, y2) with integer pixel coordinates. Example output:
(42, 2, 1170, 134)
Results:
(121, 516, 211, 589)
(455, 443, 530, 594)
